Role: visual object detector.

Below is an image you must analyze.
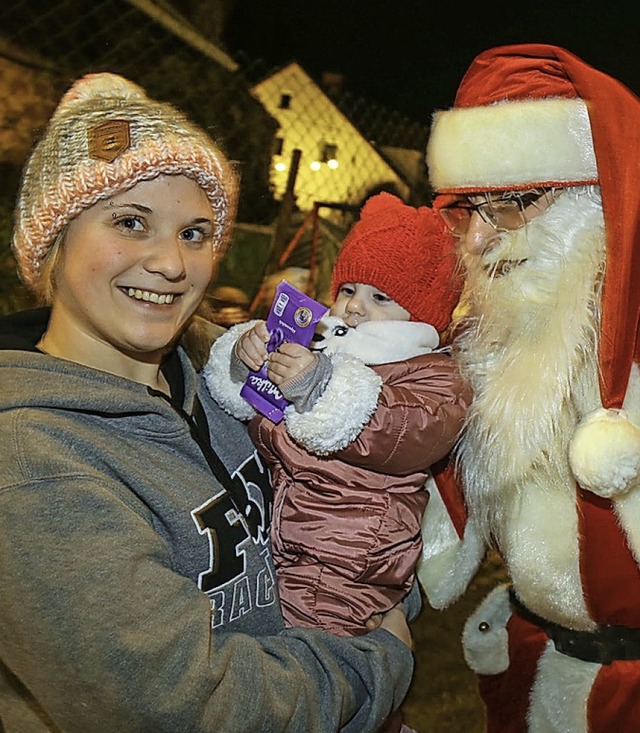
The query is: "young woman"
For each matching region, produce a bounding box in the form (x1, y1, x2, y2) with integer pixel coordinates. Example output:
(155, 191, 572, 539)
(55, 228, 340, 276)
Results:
(0, 72, 413, 733)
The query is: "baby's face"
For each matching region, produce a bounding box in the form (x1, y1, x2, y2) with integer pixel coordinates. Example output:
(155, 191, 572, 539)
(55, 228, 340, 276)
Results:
(330, 282, 411, 327)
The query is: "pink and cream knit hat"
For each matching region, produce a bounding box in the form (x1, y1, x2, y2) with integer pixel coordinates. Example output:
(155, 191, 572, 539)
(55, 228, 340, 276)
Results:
(13, 72, 238, 291)
(330, 192, 461, 332)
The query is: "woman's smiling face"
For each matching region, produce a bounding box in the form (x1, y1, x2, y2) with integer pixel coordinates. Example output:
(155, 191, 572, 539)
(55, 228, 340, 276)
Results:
(47, 174, 218, 371)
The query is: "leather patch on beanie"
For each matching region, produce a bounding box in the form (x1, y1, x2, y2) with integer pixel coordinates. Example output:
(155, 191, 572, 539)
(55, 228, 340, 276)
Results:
(88, 120, 130, 162)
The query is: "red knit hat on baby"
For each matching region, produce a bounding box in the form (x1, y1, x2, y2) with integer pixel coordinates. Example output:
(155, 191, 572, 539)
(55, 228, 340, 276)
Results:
(330, 192, 460, 332)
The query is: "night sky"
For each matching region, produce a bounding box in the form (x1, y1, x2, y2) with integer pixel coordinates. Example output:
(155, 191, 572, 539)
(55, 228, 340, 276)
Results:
(224, 1, 640, 124)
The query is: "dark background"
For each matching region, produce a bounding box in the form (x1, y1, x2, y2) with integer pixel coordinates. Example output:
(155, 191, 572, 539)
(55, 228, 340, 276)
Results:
(224, 1, 640, 122)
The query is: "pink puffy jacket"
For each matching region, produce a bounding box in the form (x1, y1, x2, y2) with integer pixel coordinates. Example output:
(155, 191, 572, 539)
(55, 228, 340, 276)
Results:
(250, 351, 472, 636)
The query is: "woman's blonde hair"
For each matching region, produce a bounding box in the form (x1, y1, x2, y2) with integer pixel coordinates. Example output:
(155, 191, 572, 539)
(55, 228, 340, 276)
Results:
(34, 229, 65, 305)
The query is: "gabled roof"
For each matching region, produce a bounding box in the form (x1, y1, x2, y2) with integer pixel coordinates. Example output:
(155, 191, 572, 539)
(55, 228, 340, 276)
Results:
(250, 60, 428, 152)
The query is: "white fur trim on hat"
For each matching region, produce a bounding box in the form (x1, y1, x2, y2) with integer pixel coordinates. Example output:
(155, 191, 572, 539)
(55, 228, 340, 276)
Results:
(427, 98, 598, 192)
(284, 352, 382, 455)
(569, 407, 640, 497)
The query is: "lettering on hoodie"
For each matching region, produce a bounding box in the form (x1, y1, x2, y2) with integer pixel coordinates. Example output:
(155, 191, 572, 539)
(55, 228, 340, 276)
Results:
(191, 449, 276, 626)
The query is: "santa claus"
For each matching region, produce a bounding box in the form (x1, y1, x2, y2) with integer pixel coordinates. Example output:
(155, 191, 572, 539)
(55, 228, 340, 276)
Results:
(417, 44, 640, 731)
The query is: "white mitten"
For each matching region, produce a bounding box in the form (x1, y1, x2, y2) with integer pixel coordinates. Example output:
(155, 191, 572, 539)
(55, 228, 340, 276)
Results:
(569, 407, 640, 497)
(462, 584, 511, 675)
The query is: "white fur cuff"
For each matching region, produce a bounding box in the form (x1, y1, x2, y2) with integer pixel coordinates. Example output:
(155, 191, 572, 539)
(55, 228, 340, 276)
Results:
(417, 476, 486, 609)
(203, 321, 258, 422)
(284, 353, 382, 455)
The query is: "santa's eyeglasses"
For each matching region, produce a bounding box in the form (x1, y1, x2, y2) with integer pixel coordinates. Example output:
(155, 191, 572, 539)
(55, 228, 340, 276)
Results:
(438, 188, 559, 235)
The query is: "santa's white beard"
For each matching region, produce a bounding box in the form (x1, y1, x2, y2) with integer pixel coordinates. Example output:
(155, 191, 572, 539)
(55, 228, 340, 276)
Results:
(454, 186, 607, 539)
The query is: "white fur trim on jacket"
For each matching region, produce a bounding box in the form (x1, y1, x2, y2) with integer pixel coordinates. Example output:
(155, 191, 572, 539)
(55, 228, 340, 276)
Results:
(417, 476, 486, 609)
(284, 352, 382, 455)
(427, 98, 598, 192)
(528, 642, 598, 733)
(203, 320, 258, 422)
(462, 584, 511, 675)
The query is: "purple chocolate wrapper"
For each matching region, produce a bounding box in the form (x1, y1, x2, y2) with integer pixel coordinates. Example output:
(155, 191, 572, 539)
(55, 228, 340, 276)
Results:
(241, 280, 328, 423)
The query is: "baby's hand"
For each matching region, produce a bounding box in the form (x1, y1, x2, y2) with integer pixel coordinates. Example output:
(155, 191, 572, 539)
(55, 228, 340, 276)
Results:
(235, 321, 270, 371)
(267, 342, 316, 385)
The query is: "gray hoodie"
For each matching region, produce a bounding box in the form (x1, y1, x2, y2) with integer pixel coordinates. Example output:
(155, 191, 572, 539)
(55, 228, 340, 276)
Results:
(0, 340, 412, 733)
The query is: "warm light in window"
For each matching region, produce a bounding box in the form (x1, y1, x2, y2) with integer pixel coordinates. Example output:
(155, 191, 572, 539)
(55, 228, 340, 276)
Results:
(310, 161, 322, 171)
(274, 161, 287, 172)
(327, 159, 339, 169)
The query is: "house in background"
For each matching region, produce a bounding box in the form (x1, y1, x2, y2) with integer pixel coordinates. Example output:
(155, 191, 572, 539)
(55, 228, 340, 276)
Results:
(251, 62, 418, 214)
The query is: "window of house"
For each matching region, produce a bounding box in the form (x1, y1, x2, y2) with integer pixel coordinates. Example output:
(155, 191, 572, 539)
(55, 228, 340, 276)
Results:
(321, 143, 338, 162)
(278, 94, 292, 109)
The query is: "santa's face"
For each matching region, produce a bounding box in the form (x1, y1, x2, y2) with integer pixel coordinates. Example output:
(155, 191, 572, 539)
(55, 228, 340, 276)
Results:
(452, 186, 605, 328)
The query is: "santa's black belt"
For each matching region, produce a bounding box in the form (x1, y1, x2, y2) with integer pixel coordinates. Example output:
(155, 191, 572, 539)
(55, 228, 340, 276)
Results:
(508, 588, 640, 665)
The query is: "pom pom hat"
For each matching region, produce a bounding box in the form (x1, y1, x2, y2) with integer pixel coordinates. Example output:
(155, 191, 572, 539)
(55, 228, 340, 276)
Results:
(331, 192, 460, 332)
(426, 44, 640, 411)
(13, 73, 238, 291)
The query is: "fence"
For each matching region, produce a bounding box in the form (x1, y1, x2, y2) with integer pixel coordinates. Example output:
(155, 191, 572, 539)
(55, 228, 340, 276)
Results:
(0, 0, 431, 316)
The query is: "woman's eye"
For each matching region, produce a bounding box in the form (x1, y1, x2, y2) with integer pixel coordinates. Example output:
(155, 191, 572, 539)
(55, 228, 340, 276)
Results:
(181, 227, 210, 245)
(115, 215, 144, 232)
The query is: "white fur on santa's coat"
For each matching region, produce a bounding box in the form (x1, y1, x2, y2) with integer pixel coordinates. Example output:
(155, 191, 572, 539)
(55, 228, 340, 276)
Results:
(528, 643, 599, 733)
(417, 476, 486, 609)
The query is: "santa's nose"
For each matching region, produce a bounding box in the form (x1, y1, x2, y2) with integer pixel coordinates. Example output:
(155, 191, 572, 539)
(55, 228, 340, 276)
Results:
(463, 215, 501, 256)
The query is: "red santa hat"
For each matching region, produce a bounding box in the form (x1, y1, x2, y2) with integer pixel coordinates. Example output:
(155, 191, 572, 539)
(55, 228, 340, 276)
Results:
(426, 44, 640, 410)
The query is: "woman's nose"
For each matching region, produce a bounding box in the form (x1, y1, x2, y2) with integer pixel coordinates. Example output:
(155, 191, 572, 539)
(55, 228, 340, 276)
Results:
(143, 238, 186, 281)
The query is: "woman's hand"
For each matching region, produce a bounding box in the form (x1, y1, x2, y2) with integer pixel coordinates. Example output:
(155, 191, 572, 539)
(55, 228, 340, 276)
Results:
(367, 604, 413, 650)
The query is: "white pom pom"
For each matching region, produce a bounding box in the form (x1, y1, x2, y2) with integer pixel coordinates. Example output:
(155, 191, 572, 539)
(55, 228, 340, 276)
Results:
(58, 73, 146, 109)
(569, 408, 640, 497)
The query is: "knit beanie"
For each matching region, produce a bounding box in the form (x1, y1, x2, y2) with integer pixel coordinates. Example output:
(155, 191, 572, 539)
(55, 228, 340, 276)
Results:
(331, 192, 460, 332)
(13, 72, 238, 291)
(426, 43, 640, 410)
